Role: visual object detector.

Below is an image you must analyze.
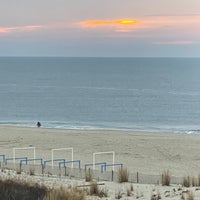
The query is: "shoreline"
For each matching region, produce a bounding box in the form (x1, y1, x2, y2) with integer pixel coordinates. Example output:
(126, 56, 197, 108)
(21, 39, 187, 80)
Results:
(0, 123, 198, 135)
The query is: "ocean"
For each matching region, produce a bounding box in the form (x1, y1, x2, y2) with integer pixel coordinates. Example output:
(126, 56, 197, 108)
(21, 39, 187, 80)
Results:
(0, 57, 200, 134)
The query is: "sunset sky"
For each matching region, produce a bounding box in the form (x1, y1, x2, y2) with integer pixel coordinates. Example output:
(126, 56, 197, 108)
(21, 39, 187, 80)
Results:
(0, 0, 200, 57)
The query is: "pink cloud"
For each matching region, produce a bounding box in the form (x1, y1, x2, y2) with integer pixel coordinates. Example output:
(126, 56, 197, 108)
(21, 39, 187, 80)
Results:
(0, 25, 44, 34)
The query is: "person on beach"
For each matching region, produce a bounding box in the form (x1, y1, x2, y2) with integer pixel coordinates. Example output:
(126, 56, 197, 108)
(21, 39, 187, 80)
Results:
(37, 121, 41, 128)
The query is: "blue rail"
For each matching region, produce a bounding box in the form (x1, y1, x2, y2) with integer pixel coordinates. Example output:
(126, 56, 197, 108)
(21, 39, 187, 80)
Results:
(59, 160, 81, 169)
(5, 157, 28, 165)
(102, 163, 123, 172)
(85, 162, 106, 173)
(20, 158, 43, 165)
(43, 159, 65, 168)
(0, 154, 6, 163)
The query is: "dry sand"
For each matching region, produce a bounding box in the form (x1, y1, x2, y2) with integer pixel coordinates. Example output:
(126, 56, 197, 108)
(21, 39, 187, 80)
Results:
(1, 126, 200, 199)
(0, 125, 200, 176)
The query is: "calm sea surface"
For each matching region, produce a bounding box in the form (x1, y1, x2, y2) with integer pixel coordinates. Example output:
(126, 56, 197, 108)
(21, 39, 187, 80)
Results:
(0, 57, 200, 134)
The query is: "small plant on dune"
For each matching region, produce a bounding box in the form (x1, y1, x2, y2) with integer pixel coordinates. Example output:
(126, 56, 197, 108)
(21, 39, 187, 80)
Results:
(29, 167, 35, 176)
(162, 170, 171, 186)
(115, 190, 122, 199)
(192, 176, 198, 187)
(150, 193, 161, 200)
(89, 182, 99, 196)
(16, 168, 21, 174)
(43, 187, 85, 200)
(89, 181, 108, 197)
(130, 184, 134, 191)
(182, 176, 190, 187)
(191, 175, 200, 187)
(118, 168, 129, 183)
(85, 168, 93, 182)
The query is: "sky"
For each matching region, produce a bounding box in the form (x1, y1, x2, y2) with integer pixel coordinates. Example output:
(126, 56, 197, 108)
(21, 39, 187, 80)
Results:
(0, 0, 200, 57)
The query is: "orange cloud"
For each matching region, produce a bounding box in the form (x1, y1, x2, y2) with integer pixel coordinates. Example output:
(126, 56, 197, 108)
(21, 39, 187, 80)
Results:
(82, 19, 139, 27)
(80, 19, 142, 33)
(79, 16, 200, 34)
(0, 25, 44, 34)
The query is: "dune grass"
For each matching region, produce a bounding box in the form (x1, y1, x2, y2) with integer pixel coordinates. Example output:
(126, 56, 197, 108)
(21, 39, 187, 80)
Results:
(0, 178, 48, 200)
(182, 176, 190, 187)
(162, 170, 171, 186)
(117, 168, 129, 183)
(43, 187, 85, 200)
(88, 181, 108, 197)
(0, 177, 85, 200)
(85, 168, 93, 182)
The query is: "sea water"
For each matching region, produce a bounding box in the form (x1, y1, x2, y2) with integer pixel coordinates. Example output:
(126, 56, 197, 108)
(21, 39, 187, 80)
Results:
(0, 57, 200, 134)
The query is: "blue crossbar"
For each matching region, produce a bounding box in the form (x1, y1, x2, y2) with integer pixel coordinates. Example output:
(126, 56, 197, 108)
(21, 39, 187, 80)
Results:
(20, 158, 43, 165)
(59, 160, 81, 169)
(0, 154, 6, 163)
(102, 163, 123, 172)
(5, 157, 28, 165)
(85, 162, 106, 172)
(43, 159, 65, 168)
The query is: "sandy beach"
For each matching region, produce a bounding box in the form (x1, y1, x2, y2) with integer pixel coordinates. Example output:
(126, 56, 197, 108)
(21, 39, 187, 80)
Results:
(1, 126, 200, 177)
(1, 126, 200, 199)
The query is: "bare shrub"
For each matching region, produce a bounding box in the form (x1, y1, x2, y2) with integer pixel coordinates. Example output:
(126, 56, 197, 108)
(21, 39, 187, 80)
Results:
(118, 168, 129, 183)
(29, 167, 35, 176)
(151, 193, 161, 200)
(162, 170, 171, 186)
(85, 169, 92, 182)
(192, 176, 198, 187)
(182, 176, 190, 187)
(89, 182, 108, 197)
(100, 188, 108, 198)
(16, 168, 21, 174)
(130, 184, 134, 191)
(115, 190, 122, 199)
(89, 182, 99, 195)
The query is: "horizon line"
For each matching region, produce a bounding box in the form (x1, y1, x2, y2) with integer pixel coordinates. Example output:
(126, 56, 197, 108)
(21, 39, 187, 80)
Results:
(0, 56, 200, 58)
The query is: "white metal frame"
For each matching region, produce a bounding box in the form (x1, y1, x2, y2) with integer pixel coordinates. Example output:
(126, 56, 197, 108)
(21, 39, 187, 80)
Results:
(13, 147, 36, 165)
(51, 148, 73, 169)
(93, 151, 115, 171)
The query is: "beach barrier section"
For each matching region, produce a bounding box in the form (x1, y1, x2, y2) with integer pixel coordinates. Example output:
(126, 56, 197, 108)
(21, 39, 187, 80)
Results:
(0, 150, 185, 184)
(93, 151, 115, 171)
(13, 147, 36, 165)
(59, 160, 81, 169)
(52, 148, 73, 168)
